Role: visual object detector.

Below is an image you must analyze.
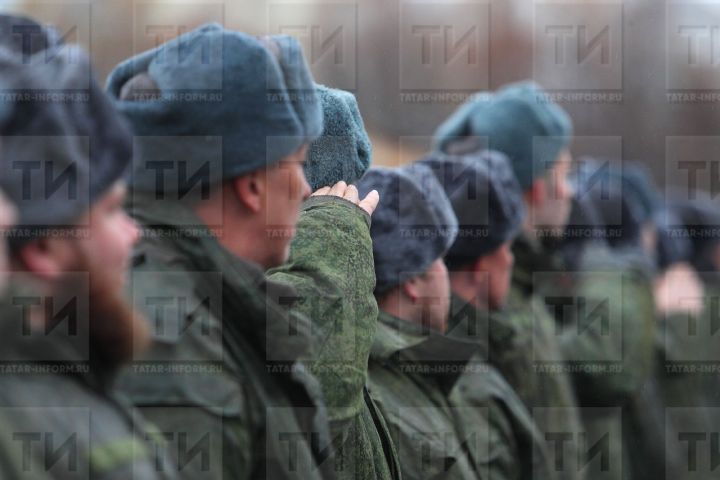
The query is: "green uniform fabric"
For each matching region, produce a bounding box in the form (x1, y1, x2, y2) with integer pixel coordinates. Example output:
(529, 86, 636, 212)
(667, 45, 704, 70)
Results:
(0, 409, 54, 479)
(0, 284, 175, 480)
(448, 294, 559, 480)
(643, 285, 720, 480)
(569, 248, 655, 480)
(624, 308, 715, 480)
(267, 195, 401, 480)
(367, 311, 486, 480)
(508, 235, 584, 480)
(117, 195, 334, 480)
(518, 237, 657, 480)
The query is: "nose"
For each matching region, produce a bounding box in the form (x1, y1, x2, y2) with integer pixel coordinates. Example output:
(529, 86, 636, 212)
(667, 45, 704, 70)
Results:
(123, 213, 141, 246)
(300, 175, 312, 201)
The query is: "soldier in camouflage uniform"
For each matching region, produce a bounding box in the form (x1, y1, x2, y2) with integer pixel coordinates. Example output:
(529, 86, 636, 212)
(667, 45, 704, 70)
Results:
(434, 81, 583, 480)
(650, 196, 720, 480)
(358, 165, 495, 479)
(268, 84, 400, 480)
(556, 162, 701, 480)
(557, 163, 660, 480)
(0, 43, 176, 478)
(107, 24, 386, 479)
(416, 150, 558, 480)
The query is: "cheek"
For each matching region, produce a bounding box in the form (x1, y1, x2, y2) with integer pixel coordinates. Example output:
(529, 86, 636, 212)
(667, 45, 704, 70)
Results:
(291, 169, 310, 201)
(91, 220, 132, 267)
(558, 177, 573, 202)
(277, 166, 307, 199)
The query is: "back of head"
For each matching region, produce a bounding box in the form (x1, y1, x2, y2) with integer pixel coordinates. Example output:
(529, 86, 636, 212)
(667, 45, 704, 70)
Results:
(356, 165, 458, 294)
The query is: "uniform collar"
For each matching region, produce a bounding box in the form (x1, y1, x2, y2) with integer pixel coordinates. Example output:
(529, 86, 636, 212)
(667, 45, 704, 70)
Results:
(511, 233, 565, 295)
(447, 293, 515, 358)
(128, 193, 313, 363)
(371, 310, 480, 393)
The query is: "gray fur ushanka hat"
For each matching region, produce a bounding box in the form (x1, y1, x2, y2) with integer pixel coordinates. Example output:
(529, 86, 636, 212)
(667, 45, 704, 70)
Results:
(357, 165, 458, 293)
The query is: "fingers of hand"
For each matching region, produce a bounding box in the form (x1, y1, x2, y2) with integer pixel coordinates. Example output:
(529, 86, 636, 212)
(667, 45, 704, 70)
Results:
(343, 185, 359, 204)
(329, 181, 347, 198)
(311, 186, 331, 197)
(358, 190, 380, 216)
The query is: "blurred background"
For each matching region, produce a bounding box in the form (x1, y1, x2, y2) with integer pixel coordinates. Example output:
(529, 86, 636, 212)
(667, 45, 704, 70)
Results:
(3, 0, 720, 198)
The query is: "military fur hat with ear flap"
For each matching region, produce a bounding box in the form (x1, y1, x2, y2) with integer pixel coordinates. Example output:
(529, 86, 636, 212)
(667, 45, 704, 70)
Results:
(0, 46, 132, 245)
(106, 23, 323, 194)
(655, 206, 692, 271)
(434, 81, 573, 189)
(356, 165, 458, 294)
(416, 150, 525, 268)
(305, 84, 372, 191)
(0, 13, 63, 59)
(571, 159, 656, 250)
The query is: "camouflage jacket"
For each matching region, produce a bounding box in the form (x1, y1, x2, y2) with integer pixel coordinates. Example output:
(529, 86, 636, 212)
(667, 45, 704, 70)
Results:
(367, 311, 485, 480)
(267, 195, 401, 480)
(117, 195, 334, 480)
(639, 284, 720, 480)
(0, 283, 175, 479)
(447, 294, 558, 480)
(514, 236, 658, 480)
(508, 235, 584, 480)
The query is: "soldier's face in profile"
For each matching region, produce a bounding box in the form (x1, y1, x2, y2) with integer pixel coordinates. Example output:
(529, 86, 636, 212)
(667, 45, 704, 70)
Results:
(76, 182, 139, 290)
(262, 145, 312, 267)
(531, 149, 574, 232)
(70, 182, 148, 365)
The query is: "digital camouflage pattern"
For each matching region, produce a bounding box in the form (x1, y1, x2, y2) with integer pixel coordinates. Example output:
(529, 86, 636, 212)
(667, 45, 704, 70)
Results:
(267, 195, 401, 480)
(367, 310, 486, 480)
(0, 282, 176, 480)
(447, 294, 558, 480)
(117, 194, 335, 480)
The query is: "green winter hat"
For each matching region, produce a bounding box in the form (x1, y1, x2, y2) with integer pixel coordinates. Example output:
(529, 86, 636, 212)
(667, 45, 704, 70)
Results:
(434, 81, 572, 189)
(106, 23, 323, 194)
(305, 85, 372, 190)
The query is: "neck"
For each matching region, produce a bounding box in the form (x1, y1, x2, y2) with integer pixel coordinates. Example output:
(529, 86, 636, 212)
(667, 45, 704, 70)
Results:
(378, 290, 423, 328)
(192, 194, 269, 269)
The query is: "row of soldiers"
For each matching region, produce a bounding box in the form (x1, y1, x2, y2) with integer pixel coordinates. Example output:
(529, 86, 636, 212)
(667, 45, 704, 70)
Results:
(0, 14, 717, 480)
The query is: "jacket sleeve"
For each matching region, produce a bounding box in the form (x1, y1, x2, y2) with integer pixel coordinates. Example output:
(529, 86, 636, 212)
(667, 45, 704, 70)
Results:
(266, 195, 379, 436)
